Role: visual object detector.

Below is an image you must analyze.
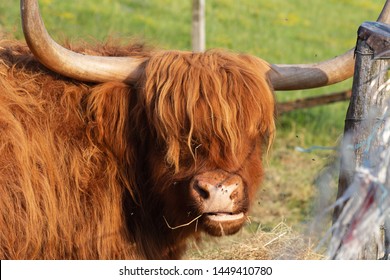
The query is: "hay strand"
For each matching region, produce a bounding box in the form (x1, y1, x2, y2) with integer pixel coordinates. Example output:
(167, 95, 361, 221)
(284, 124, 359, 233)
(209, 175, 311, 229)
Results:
(163, 214, 203, 230)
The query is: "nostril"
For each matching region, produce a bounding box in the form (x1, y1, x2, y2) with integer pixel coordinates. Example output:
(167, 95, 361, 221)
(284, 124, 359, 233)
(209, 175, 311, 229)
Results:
(193, 182, 209, 199)
(230, 190, 238, 200)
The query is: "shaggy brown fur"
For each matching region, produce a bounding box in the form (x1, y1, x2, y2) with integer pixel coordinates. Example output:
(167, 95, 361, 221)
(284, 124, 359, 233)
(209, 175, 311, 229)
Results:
(0, 39, 274, 259)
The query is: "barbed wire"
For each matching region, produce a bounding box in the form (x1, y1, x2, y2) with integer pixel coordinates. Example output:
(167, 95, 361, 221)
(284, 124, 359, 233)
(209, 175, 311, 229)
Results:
(322, 78, 390, 259)
(294, 75, 390, 259)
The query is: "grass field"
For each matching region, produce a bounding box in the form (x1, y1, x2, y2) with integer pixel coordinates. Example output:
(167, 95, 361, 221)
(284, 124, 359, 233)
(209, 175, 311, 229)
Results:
(0, 0, 385, 259)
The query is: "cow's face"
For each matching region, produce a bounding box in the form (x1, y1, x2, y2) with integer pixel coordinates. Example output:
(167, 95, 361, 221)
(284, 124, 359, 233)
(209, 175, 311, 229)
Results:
(146, 125, 266, 237)
(141, 50, 275, 237)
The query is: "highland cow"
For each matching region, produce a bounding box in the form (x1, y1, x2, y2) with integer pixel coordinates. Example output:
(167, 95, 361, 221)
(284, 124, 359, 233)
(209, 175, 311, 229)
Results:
(2, 0, 381, 259)
(0, 0, 277, 259)
(0, 39, 276, 259)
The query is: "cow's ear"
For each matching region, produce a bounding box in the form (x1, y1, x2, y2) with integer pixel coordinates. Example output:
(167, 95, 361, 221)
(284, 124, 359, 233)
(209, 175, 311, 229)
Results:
(86, 81, 131, 158)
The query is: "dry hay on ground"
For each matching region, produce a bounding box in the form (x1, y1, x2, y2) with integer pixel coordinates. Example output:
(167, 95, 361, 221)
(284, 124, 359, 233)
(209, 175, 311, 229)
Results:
(186, 222, 324, 260)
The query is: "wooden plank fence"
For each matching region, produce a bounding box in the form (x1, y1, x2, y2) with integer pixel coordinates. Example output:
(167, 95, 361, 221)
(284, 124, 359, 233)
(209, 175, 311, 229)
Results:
(277, 89, 352, 114)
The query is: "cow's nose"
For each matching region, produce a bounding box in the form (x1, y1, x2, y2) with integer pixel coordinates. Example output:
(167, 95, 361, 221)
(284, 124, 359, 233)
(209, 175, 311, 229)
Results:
(193, 181, 211, 199)
(191, 170, 244, 213)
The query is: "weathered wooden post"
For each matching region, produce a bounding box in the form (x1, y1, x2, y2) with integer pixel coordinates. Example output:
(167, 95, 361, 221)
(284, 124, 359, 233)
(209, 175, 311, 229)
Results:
(192, 0, 205, 52)
(335, 21, 390, 259)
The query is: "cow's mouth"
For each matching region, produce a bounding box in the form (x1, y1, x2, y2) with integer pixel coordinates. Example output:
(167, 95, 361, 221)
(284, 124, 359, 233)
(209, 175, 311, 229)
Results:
(205, 212, 244, 222)
(201, 211, 246, 236)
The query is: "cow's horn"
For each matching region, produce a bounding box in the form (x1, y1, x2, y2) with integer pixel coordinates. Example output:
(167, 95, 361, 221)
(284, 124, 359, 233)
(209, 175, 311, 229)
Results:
(270, 0, 390, 90)
(21, 0, 146, 83)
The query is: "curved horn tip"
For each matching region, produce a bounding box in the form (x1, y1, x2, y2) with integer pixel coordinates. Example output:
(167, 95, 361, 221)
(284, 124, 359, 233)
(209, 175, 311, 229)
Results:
(20, 0, 144, 83)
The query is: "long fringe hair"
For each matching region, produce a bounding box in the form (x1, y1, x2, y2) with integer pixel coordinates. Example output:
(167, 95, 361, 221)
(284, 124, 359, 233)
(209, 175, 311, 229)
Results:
(142, 50, 275, 172)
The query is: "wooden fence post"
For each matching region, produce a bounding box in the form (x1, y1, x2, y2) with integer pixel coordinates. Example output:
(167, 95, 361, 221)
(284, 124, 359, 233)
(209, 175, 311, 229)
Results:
(192, 0, 205, 52)
(335, 21, 390, 259)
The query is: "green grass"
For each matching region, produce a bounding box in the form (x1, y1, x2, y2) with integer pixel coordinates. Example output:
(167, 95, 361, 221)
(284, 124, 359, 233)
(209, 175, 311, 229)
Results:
(0, 0, 386, 257)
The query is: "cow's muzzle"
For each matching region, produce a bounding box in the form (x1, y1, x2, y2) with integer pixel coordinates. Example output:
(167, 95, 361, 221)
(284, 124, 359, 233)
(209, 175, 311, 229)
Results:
(190, 169, 247, 236)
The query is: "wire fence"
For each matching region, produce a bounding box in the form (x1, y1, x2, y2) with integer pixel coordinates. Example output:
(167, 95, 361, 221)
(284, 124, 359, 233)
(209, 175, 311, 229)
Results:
(310, 76, 390, 259)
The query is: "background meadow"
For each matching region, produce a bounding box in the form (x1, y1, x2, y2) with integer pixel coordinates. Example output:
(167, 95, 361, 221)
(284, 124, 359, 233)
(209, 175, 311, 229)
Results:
(0, 0, 385, 258)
